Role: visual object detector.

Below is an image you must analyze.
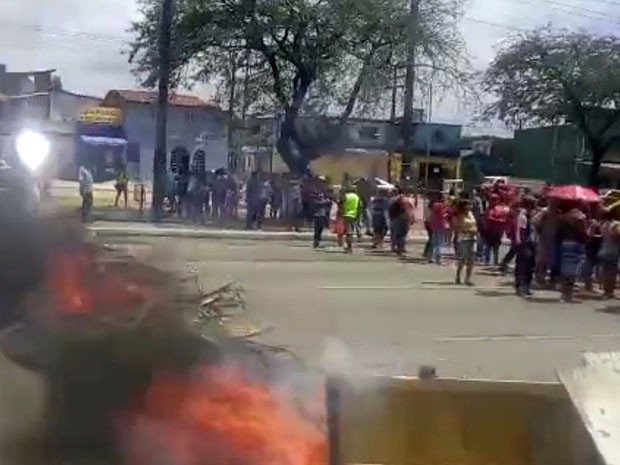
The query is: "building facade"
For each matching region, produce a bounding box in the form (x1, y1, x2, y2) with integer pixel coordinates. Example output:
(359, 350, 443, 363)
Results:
(238, 114, 461, 184)
(101, 90, 228, 181)
(514, 125, 620, 187)
(459, 136, 515, 188)
(0, 64, 102, 178)
(514, 126, 583, 184)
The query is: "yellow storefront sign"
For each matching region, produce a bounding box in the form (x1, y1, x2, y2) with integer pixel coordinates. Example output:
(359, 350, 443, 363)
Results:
(78, 107, 122, 125)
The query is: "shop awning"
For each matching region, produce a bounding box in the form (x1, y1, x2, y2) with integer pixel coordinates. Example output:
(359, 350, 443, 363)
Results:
(75, 122, 127, 147)
(80, 135, 127, 146)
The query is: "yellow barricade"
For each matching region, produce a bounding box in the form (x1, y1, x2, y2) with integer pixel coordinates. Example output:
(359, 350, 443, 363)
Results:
(332, 376, 596, 465)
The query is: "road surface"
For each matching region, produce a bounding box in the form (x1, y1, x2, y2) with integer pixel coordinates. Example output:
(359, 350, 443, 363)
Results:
(103, 234, 620, 382)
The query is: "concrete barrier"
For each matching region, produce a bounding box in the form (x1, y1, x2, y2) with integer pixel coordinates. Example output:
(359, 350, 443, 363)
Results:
(330, 376, 597, 465)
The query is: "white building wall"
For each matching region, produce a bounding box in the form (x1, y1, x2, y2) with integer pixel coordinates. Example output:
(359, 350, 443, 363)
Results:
(121, 102, 228, 181)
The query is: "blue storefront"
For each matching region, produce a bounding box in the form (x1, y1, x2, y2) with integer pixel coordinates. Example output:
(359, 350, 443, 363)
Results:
(73, 107, 143, 183)
(74, 121, 128, 182)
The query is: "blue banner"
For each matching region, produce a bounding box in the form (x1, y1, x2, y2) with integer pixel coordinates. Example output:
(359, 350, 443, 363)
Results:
(75, 122, 127, 146)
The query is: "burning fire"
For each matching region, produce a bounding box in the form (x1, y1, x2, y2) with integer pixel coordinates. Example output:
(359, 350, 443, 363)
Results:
(118, 364, 327, 465)
(37, 227, 325, 465)
(45, 244, 157, 317)
(46, 246, 95, 315)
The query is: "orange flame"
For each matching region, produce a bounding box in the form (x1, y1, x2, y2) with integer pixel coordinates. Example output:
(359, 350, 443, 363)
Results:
(45, 245, 157, 317)
(118, 365, 327, 465)
(47, 247, 95, 315)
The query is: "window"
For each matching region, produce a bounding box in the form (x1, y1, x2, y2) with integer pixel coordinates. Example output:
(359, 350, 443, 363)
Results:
(192, 150, 206, 173)
(212, 112, 224, 127)
(359, 125, 381, 140)
(432, 129, 446, 144)
(127, 142, 140, 164)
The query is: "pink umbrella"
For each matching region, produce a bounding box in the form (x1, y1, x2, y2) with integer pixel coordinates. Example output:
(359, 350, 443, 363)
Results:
(547, 185, 599, 203)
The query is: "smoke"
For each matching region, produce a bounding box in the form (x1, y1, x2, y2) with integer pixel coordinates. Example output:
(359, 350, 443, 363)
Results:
(0, 215, 331, 465)
(320, 337, 356, 378)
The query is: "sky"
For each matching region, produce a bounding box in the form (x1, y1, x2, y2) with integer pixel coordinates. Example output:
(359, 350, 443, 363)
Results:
(0, 0, 619, 133)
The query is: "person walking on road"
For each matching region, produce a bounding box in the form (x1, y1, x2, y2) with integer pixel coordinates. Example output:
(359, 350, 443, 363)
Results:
(558, 208, 587, 303)
(245, 172, 261, 230)
(388, 188, 411, 255)
(340, 186, 360, 253)
(453, 197, 477, 286)
(78, 165, 94, 223)
(312, 191, 332, 248)
(428, 194, 448, 264)
(514, 197, 537, 297)
(114, 165, 129, 208)
(598, 207, 620, 299)
(499, 202, 519, 274)
(289, 181, 304, 232)
(533, 201, 559, 286)
(370, 191, 389, 249)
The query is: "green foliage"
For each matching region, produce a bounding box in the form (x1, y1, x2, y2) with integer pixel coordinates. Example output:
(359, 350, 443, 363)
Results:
(482, 28, 620, 186)
(129, 0, 467, 173)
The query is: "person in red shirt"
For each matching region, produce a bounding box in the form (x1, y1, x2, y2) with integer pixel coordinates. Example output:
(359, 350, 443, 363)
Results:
(428, 194, 448, 264)
(483, 195, 508, 267)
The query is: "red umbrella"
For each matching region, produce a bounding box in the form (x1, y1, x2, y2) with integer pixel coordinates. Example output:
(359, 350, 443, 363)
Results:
(547, 185, 599, 203)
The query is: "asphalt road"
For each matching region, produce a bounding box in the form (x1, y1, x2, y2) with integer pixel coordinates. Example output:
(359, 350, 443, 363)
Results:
(0, 232, 618, 464)
(105, 235, 620, 382)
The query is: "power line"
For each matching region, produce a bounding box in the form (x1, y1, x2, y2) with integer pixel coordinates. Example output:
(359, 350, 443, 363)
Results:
(0, 7, 615, 56)
(541, 0, 620, 19)
(585, 0, 620, 7)
(519, 0, 620, 24)
(464, 0, 620, 33)
(463, 17, 529, 32)
(0, 36, 123, 53)
(0, 19, 128, 45)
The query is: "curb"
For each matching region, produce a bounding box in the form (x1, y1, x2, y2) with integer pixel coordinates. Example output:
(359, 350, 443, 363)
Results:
(89, 224, 429, 244)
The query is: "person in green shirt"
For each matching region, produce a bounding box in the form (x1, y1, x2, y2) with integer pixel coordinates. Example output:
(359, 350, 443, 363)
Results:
(340, 186, 361, 253)
(114, 165, 129, 208)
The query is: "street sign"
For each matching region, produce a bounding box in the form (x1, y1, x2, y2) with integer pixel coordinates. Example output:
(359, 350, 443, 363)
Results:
(78, 107, 122, 125)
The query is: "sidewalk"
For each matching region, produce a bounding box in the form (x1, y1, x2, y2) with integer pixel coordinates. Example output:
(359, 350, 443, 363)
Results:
(83, 206, 427, 242)
(89, 220, 429, 243)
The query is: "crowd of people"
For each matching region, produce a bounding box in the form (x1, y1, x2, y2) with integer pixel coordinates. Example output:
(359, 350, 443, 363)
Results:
(78, 164, 620, 303)
(423, 181, 619, 302)
(244, 173, 417, 254)
(152, 169, 418, 256)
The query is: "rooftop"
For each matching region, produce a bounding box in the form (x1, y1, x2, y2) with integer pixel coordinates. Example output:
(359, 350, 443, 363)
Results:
(0, 67, 56, 76)
(106, 90, 218, 108)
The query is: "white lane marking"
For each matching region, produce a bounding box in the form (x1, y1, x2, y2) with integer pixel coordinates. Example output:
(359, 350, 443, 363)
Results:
(434, 333, 620, 342)
(318, 285, 416, 290)
(318, 285, 502, 291)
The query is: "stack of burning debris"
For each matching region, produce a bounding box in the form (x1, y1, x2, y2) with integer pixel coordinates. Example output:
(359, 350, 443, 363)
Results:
(0, 214, 326, 465)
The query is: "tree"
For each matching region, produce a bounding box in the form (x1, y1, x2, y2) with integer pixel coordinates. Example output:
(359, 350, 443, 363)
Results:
(51, 75, 63, 91)
(482, 28, 620, 187)
(129, 0, 466, 174)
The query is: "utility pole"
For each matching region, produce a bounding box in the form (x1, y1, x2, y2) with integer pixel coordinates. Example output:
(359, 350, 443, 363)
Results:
(227, 51, 238, 172)
(424, 78, 433, 189)
(387, 65, 398, 183)
(152, 0, 174, 218)
(401, 0, 419, 183)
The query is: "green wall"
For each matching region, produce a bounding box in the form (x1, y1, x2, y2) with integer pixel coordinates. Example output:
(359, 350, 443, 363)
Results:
(514, 126, 588, 184)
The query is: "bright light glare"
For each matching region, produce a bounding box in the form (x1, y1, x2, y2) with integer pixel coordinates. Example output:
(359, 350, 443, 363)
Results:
(16, 130, 50, 171)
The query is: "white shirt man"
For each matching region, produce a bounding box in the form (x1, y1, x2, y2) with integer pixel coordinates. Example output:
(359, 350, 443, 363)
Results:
(78, 166, 93, 195)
